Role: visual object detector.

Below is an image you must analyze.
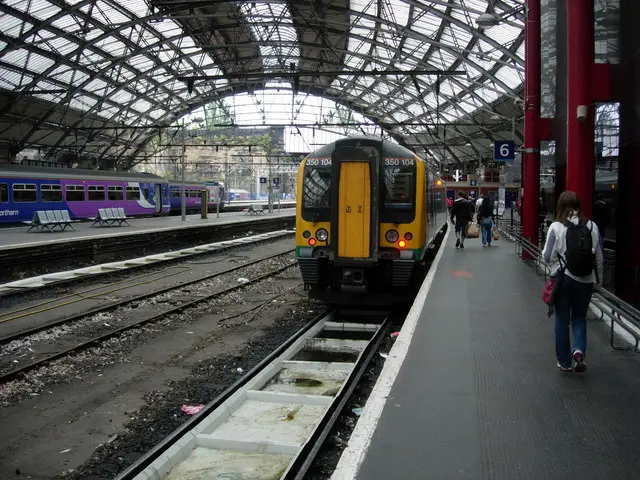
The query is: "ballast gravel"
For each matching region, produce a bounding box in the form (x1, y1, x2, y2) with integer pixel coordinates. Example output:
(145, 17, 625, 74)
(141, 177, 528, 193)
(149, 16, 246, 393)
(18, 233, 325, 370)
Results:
(54, 298, 324, 480)
(0, 258, 298, 407)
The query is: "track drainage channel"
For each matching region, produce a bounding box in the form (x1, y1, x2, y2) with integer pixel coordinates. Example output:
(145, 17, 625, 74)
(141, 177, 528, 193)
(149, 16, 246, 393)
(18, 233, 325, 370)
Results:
(116, 310, 390, 480)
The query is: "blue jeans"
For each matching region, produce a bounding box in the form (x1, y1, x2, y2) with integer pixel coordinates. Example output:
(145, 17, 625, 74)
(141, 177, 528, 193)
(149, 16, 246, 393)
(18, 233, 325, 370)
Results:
(554, 275, 594, 367)
(480, 218, 493, 245)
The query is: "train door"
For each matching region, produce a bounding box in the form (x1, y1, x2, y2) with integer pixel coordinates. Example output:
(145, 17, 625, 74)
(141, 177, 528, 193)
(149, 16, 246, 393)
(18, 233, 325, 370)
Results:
(154, 183, 162, 214)
(337, 162, 371, 258)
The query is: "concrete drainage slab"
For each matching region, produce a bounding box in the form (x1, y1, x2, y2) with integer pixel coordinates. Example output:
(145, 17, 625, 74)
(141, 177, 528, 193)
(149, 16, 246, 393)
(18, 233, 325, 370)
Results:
(134, 315, 384, 480)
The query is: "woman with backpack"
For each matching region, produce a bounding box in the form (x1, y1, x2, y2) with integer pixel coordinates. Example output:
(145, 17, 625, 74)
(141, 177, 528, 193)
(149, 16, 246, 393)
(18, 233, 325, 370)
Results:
(477, 196, 495, 247)
(542, 191, 604, 373)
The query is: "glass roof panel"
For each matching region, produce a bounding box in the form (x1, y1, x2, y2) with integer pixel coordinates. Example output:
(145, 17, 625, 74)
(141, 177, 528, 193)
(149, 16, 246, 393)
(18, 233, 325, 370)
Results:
(0, 0, 524, 165)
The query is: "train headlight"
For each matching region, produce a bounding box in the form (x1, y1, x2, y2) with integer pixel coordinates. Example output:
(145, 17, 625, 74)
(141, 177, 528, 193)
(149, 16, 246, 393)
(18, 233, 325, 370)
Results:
(398, 240, 407, 248)
(302, 230, 311, 238)
(316, 228, 328, 242)
(404, 232, 413, 241)
(385, 230, 399, 243)
(308, 238, 317, 246)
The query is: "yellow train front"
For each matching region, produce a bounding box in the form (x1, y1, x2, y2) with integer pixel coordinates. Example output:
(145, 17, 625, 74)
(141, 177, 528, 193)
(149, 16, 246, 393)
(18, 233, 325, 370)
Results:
(295, 137, 448, 306)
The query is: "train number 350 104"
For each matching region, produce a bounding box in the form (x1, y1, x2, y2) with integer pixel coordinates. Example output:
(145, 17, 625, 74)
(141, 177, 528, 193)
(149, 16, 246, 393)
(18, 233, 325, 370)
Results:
(384, 158, 415, 166)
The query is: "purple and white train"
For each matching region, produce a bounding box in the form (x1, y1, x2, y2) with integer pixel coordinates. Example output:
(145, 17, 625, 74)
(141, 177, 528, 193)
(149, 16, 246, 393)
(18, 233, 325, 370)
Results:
(0, 165, 224, 224)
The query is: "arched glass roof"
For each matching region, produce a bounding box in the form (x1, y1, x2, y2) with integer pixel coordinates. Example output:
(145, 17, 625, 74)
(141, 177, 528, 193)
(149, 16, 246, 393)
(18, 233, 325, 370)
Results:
(0, 0, 525, 167)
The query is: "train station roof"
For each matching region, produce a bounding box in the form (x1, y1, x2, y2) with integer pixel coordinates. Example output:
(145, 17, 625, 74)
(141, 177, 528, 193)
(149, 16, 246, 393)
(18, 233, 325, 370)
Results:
(0, 0, 525, 167)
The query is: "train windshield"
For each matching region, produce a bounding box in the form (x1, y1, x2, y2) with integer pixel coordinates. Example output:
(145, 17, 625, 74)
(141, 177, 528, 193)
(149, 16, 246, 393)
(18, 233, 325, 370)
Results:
(381, 158, 416, 222)
(302, 158, 332, 221)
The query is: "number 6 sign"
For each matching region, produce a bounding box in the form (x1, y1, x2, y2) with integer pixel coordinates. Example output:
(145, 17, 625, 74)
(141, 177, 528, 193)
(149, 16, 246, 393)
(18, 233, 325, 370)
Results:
(493, 140, 515, 162)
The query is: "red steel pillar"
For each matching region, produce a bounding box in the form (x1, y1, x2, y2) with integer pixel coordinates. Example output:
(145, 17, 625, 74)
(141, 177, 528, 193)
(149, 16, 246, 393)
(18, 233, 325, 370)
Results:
(522, 0, 541, 256)
(566, 0, 594, 217)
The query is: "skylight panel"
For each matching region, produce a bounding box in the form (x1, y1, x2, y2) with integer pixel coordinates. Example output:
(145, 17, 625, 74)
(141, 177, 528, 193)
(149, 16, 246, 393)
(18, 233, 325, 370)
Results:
(51, 14, 80, 31)
(25, 1, 61, 22)
(92, 1, 130, 25)
(495, 65, 521, 89)
(25, 51, 56, 72)
(2, 13, 31, 36)
(41, 36, 79, 56)
(0, 68, 30, 88)
(2, 49, 29, 69)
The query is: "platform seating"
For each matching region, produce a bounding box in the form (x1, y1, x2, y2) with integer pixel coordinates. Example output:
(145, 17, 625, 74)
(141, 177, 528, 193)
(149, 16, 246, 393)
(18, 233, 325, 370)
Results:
(91, 207, 131, 227)
(243, 203, 265, 215)
(24, 210, 77, 232)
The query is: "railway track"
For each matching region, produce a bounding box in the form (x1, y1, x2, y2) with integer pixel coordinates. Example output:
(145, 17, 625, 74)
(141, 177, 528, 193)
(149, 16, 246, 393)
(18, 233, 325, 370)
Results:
(0, 251, 297, 384)
(0, 229, 294, 297)
(114, 309, 391, 480)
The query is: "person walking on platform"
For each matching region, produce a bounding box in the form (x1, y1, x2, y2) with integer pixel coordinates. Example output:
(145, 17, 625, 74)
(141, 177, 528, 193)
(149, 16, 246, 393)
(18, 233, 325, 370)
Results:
(477, 196, 495, 247)
(450, 191, 471, 249)
(542, 191, 603, 373)
(592, 194, 610, 241)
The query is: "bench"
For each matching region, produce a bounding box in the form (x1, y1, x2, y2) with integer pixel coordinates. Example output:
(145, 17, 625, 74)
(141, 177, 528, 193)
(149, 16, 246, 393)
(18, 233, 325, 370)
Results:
(243, 204, 265, 215)
(91, 207, 131, 227)
(24, 209, 77, 232)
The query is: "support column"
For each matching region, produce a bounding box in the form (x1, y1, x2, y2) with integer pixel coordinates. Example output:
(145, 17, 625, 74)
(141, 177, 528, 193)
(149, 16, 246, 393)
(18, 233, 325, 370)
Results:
(523, 0, 541, 254)
(566, 0, 594, 217)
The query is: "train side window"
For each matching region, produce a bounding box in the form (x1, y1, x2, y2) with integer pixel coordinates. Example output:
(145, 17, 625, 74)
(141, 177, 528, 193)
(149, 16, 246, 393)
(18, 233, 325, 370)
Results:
(0, 183, 8, 202)
(66, 185, 85, 202)
(88, 185, 105, 201)
(170, 188, 180, 198)
(126, 186, 140, 201)
(41, 184, 63, 202)
(13, 183, 37, 202)
(108, 186, 124, 201)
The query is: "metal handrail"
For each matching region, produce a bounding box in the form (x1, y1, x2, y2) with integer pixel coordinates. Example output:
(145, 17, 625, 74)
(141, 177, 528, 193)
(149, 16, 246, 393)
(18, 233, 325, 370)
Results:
(496, 220, 640, 352)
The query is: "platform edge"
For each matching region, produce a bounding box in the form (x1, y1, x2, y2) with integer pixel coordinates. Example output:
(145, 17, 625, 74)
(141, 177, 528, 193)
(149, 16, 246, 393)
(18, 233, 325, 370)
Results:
(329, 226, 451, 480)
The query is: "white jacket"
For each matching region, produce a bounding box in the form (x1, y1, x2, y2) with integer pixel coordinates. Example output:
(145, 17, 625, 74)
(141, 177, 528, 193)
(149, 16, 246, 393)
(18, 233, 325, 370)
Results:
(542, 213, 604, 284)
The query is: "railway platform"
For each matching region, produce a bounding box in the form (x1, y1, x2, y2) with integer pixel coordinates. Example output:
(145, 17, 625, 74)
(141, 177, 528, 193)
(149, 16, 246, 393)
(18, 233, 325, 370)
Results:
(0, 210, 295, 281)
(0, 209, 294, 251)
(332, 227, 640, 480)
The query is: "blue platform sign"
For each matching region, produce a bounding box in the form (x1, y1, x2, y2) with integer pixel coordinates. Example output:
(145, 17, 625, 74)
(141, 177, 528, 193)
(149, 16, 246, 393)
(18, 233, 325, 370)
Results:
(494, 140, 515, 162)
(260, 177, 267, 184)
(273, 177, 280, 185)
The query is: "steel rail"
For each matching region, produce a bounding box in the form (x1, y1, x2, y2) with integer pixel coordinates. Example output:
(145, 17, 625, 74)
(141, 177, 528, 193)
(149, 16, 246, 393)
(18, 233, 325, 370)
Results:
(0, 261, 297, 384)
(0, 249, 295, 344)
(113, 308, 333, 480)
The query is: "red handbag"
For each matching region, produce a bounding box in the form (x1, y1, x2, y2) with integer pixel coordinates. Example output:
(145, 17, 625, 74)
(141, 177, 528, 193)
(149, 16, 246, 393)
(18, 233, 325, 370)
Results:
(542, 277, 555, 305)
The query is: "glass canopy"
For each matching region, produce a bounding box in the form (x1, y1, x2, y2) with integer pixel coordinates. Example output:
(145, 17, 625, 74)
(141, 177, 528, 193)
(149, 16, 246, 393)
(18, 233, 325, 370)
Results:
(0, 0, 525, 166)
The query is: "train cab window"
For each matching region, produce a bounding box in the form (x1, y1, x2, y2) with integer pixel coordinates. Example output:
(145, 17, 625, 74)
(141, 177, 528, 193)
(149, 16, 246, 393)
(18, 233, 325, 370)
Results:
(126, 186, 140, 201)
(381, 158, 416, 223)
(142, 188, 149, 200)
(0, 183, 8, 203)
(41, 184, 62, 202)
(108, 186, 124, 201)
(13, 184, 37, 202)
(88, 185, 105, 201)
(302, 160, 332, 222)
(65, 185, 85, 202)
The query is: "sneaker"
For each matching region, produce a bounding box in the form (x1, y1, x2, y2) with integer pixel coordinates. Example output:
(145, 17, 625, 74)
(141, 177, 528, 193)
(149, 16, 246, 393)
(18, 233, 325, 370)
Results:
(557, 362, 572, 372)
(460, 242, 464, 249)
(455, 239, 460, 248)
(572, 351, 587, 373)
(482, 243, 487, 247)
